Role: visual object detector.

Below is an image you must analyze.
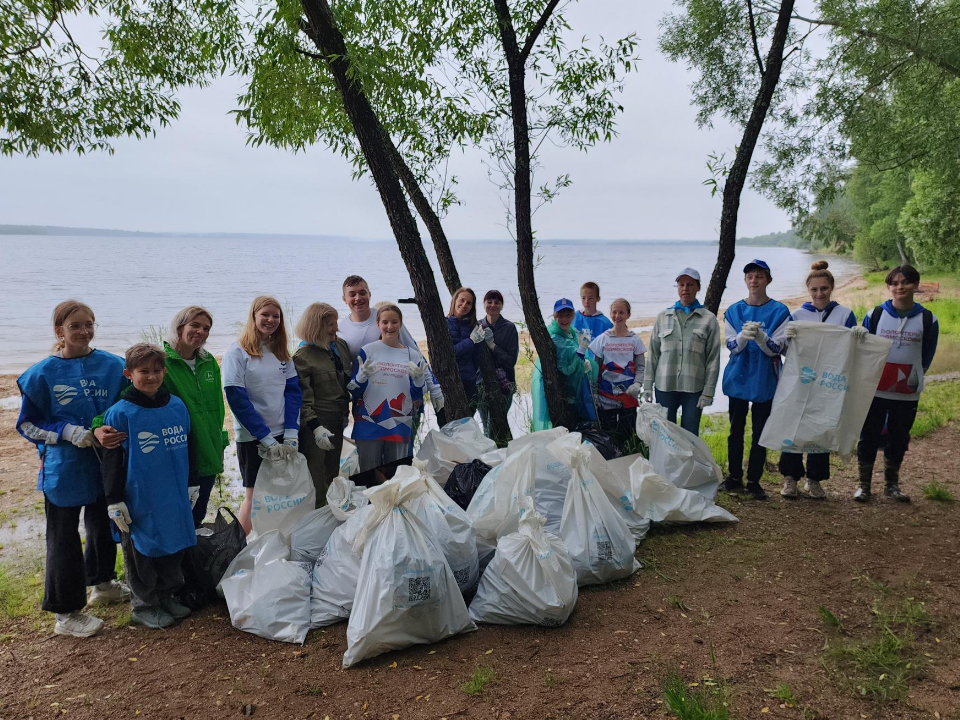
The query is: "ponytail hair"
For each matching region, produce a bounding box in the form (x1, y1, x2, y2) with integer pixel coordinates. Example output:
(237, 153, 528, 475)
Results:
(806, 260, 835, 288)
(51, 300, 95, 352)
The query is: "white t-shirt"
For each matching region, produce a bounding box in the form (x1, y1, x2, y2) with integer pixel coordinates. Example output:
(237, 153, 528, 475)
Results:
(221, 341, 298, 442)
(338, 314, 418, 361)
(184, 357, 197, 372)
(589, 330, 646, 410)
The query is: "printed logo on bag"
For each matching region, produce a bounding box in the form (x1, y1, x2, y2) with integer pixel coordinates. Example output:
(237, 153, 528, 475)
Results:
(260, 493, 306, 513)
(800, 367, 849, 392)
(138, 431, 160, 454)
(53, 384, 78, 405)
(800, 367, 817, 384)
(649, 419, 680, 451)
(782, 438, 795, 448)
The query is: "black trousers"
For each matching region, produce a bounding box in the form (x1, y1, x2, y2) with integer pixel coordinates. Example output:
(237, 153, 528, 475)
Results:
(857, 397, 919, 467)
(120, 533, 185, 610)
(599, 407, 637, 450)
(42, 494, 117, 614)
(727, 398, 773, 484)
(778, 452, 830, 481)
(191, 474, 217, 528)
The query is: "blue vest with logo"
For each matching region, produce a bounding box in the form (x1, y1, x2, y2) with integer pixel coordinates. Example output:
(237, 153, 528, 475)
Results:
(103, 397, 196, 557)
(722, 299, 791, 403)
(18, 350, 127, 507)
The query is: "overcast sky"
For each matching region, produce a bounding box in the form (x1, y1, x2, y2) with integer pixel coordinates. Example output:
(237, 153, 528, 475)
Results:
(0, 0, 793, 241)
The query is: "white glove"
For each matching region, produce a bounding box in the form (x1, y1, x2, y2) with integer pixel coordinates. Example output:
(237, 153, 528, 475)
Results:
(313, 425, 334, 451)
(483, 326, 495, 348)
(643, 391, 654, 404)
(626, 383, 643, 399)
(108, 502, 132, 533)
(577, 330, 591, 350)
(406, 360, 426, 381)
(752, 326, 769, 345)
(784, 324, 798, 339)
(280, 437, 299, 458)
(740, 322, 759, 338)
(188, 486, 200, 509)
(63, 424, 94, 448)
(469, 326, 485, 344)
(583, 358, 591, 374)
(259, 440, 284, 461)
(697, 395, 713, 409)
(433, 393, 445, 412)
(356, 357, 380, 383)
(852, 326, 868, 341)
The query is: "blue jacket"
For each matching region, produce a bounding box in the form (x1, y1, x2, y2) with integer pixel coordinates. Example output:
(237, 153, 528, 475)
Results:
(447, 315, 481, 390)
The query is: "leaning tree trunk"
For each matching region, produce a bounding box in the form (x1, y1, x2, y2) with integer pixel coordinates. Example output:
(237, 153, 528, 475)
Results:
(704, 0, 796, 315)
(492, 0, 576, 429)
(389, 147, 513, 445)
(300, 0, 470, 420)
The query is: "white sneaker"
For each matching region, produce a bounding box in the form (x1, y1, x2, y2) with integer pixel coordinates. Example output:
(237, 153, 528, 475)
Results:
(780, 476, 799, 498)
(804, 479, 826, 500)
(88, 580, 130, 606)
(54, 612, 104, 638)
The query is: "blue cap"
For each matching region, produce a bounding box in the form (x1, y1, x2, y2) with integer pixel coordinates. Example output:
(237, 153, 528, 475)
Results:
(553, 298, 575, 313)
(743, 259, 770, 273)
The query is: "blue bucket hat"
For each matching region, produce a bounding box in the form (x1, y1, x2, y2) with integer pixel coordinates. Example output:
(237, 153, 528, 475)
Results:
(553, 298, 575, 313)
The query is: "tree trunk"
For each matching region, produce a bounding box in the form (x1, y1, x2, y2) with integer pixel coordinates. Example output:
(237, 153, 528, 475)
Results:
(704, 0, 797, 315)
(492, 0, 576, 429)
(299, 0, 470, 421)
(389, 145, 513, 445)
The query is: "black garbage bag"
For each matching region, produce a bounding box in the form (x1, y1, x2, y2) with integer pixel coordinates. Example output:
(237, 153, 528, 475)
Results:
(179, 506, 247, 610)
(444, 459, 492, 511)
(575, 423, 623, 460)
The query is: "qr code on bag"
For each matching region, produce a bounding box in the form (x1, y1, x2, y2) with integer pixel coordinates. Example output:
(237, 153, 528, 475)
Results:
(407, 576, 432, 604)
(595, 541, 613, 562)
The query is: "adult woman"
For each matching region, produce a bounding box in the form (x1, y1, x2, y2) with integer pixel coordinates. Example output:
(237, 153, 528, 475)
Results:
(780, 261, 860, 500)
(641, 267, 721, 437)
(294, 302, 351, 504)
(349, 304, 427, 475)
(531, 298, 598, 430)
(16, 300, 129, 637)
(446, 287, 483, 413)
(222, 296, 302, 533)
(478, 290, 520, 431)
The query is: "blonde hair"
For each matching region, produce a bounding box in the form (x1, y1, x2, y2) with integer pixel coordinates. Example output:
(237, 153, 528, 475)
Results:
(806, 260, 835, 288)
(125, 343, 166, 372)
(238, 296, 290, 361)
(447, 287, 477, 322)
(610, 297, 632, 316)
(376, 304, 403, 324)
(166, 306, 213, 353)
(296, 302, 338, 346)
(52, 300, 95, 352)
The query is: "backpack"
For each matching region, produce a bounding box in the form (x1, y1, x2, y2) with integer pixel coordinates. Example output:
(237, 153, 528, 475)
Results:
(868, 306, 933, 337)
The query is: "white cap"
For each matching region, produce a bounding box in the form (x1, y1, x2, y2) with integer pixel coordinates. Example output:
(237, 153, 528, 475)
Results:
(676, 267, 701, 283)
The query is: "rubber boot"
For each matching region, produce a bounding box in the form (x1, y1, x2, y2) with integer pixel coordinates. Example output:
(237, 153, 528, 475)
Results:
(854, 462, 872, 502)
(884, 459, 910, 503)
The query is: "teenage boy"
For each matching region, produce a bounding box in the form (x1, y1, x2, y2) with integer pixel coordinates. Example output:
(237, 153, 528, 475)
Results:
(856, 265, 939, 502)
(721, 260, 790, 500)
(573, 281, 614, 343)
(102, 344, 198, 629)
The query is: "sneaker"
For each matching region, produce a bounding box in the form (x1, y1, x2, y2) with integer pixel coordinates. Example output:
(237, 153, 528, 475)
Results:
(780, 476, 799, 498)
(884, 485, 911, 503)
(88, 580, 130, 606)
(54, 611, 104, 638)
(853, 485, 871, 502)
(159, 596, 191, 620)
(745, 482, 768, 501)
(804, 479, 826, 500)
(722, 476, 745, 493)
(131, 607, 175, 629)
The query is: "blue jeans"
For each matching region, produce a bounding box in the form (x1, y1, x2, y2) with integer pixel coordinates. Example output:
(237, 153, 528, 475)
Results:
(655, 389, 703, 436)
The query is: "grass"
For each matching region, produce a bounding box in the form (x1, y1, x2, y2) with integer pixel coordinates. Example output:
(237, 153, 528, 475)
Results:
(0, 562, 43, 620)
(818, 605, 842, 630)
(461, 665, 495, 696)
(920, 481, 955, 502)
(661, 672, 729, 720)
(767, 682, 798, 707)
(914, 380, 960, 437)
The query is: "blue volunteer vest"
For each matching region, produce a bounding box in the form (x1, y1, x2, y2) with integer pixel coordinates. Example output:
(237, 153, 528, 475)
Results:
(104, 397, 196, 557)
(18, 350, 126, 507)
(722, 300, 791, 403)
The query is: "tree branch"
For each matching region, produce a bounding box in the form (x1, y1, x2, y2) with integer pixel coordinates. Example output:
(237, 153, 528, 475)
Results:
(519, 0, 561, 64)
(747, 0, 766, 76)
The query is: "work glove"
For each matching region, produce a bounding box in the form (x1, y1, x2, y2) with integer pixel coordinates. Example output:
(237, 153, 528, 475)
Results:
(313, 425, 334, 451)
(356, 357, 380, 383)
(188, 486, 200, 509)
(751, 325, 769, 346)
(697, 395, 713, 409)
(432, 393, 445, 412)
(583, 358, 592, 375)
(851, 326, 868, 341)
(406, 360, 426, 381)
(626, 383, 643, 400)
(63, 424, 95, 448)
(784, 324, 798, 340)
(259, 437, 285, 461)
(469, 326, 485, 344)
(735, 322, 756, 351)
(643, 391, 654, 404)
(107, 502, 132, 533)
(483, 326, 495, 348)
(280, 437, 299, 458)
(577, 329, 591, 350)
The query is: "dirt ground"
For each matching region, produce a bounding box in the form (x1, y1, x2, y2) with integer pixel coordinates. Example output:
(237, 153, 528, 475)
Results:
(2, 372, 959, 719)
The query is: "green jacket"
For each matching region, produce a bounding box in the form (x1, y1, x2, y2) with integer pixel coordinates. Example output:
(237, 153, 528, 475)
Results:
(162, 342, 228, 477)
(293, 340, 351, 430)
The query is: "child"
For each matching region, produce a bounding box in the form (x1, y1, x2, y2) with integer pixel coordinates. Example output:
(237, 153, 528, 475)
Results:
(856, 264, 938, 502)
(573, 281, 614, 343)
(348, 304, 427, 475)
(589, 298, 646, 448)
(721, 260, 790, 500)
(16, 300, 129, 637)
(102, 344, 197, 629)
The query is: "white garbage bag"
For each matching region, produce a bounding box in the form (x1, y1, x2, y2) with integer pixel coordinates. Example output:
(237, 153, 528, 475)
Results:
(251, 453, 316, 539)
(466, 445, 537, 569)
(760, 322, 891, 456)
(478, 447, 507, 468)
(340, 439, 360, 478)
(469, 500, 578, 627)
(586, 450, 651, 543)
(310, 505, 370, 627)
(343, 475, 476, 668)
(416, 417, 497, 485)
(290, 476, 368, 564)
(549, 434, 639, 586)
(326, 475, 369, 522)
(635, 404, 723, 499)
(630, 457, 738, 524)
(507, 427, 571, 535)
(219, 531, 312, 644)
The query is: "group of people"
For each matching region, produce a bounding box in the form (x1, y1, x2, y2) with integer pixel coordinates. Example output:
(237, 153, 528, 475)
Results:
(15, 261, 938, 639)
